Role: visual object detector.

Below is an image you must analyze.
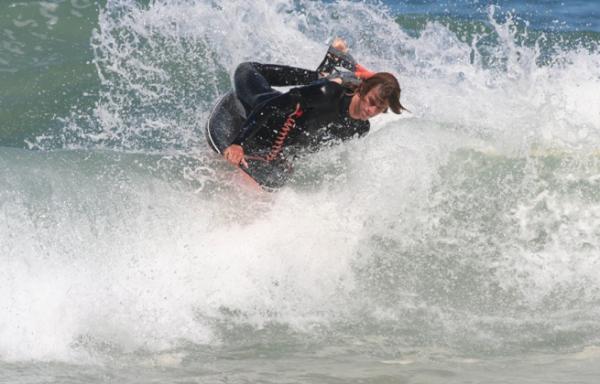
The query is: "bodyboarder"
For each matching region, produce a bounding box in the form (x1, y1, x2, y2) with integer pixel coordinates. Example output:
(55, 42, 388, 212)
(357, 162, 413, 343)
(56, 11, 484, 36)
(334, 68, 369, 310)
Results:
(207, 38, 407, 189)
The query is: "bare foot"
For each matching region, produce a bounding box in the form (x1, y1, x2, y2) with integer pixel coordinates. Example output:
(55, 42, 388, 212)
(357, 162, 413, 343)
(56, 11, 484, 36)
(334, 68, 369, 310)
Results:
(331, 37, 349, 53)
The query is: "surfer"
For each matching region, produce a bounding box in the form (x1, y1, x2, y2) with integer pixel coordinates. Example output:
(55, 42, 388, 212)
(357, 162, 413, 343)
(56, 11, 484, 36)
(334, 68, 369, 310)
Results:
(209, 38, 407, 189)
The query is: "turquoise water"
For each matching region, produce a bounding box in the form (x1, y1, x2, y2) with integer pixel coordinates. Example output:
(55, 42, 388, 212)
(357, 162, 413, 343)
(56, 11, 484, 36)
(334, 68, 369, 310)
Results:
(391, 0, 600, 32)
(1, 1, 600, 383)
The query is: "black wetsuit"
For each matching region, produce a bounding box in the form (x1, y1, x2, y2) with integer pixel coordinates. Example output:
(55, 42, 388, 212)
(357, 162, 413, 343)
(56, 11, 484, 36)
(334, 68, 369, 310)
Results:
(231, 62, 370, 188)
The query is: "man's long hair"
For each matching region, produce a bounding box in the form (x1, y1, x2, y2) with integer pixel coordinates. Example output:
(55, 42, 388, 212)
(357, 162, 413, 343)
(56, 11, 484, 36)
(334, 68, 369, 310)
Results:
(356, 72, 407, 114)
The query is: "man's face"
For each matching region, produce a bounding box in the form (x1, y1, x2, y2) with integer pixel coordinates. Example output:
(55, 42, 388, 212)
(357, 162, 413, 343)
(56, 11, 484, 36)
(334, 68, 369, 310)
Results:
(356, 86, 388, 120)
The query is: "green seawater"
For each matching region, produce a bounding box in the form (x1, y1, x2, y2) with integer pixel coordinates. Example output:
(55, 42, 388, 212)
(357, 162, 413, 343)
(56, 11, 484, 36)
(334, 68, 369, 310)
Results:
(0, 0, 104, 147)
(2, 1, 598, 150)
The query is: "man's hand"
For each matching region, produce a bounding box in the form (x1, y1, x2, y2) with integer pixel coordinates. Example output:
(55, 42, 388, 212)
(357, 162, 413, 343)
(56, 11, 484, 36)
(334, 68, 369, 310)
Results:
(223, 144, 248, 168)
